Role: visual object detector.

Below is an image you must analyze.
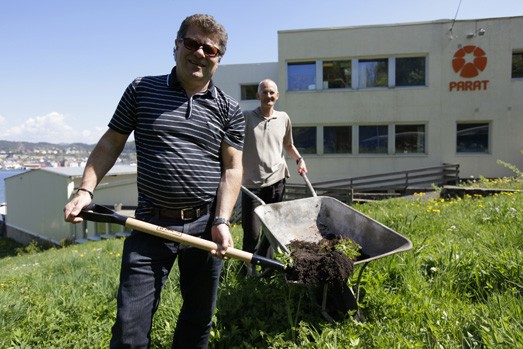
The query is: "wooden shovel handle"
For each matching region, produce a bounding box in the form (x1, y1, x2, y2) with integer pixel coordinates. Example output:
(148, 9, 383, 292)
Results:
(80, 204, 285, 270)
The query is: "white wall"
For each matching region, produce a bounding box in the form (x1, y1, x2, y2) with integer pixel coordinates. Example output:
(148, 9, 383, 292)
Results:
(213, 62, 278, 112)
(5, 167, 137, 244)
(277, 17, 523, 182)
(214, 17, 523, 184)
(6, 170, 70, 244)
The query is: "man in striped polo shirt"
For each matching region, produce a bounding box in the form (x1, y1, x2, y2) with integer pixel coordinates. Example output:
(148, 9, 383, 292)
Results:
(64, 14, 244, 348)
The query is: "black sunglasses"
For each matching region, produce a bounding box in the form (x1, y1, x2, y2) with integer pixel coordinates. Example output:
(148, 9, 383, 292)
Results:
(179, 37, 221, 57)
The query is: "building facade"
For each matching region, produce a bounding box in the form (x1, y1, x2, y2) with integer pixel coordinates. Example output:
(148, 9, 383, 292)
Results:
(5, 166, 137, 245)
(214, 16, 523, 184)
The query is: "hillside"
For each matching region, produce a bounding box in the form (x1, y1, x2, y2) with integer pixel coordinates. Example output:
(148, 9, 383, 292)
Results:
(0, 140, 136, 169)
(0, 140, 136, 153)
(1, 181, 522, 348)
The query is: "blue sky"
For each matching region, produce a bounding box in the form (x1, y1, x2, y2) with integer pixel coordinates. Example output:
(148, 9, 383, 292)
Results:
(1, 0, 522, 144)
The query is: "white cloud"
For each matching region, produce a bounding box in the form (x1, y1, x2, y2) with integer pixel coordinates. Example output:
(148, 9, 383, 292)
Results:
(0, 112, 105, 144)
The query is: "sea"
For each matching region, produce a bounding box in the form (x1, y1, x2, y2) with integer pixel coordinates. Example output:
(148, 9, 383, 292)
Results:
(0, 169, 27, 204)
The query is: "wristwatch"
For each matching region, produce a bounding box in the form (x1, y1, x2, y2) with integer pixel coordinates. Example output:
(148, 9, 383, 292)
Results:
(212, 217, 231, 227)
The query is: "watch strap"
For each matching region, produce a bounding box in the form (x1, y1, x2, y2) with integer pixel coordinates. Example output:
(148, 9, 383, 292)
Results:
(212, 217, 231, 227)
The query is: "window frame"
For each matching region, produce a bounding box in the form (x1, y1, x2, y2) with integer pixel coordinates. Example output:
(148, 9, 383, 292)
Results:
(512, 50, 523, 79)
(395, 56, 427, 87)
(292, 126, 317, 154)
(287, 62, 317, 91)
(324, 126, 352, 154)
(322, 60, 352, 89)
(394, 124, 426, 154)
(358, 125, 389, 154)
(456, 122, 490, 154)
(358, 58, 389, 88)
(240, 84, 259, 101)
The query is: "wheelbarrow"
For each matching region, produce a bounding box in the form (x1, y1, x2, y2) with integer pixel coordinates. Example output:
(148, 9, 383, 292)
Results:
(242, 173, 413, 321)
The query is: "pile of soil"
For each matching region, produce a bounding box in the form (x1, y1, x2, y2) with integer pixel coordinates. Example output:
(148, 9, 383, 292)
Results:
(285, 235, 357, 285)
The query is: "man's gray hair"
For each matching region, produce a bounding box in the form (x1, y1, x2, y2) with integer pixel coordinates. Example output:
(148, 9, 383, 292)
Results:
(258, 79, 278, 93)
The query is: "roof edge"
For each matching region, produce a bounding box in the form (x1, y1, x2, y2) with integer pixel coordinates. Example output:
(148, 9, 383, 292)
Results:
(277, 15, 523, 34)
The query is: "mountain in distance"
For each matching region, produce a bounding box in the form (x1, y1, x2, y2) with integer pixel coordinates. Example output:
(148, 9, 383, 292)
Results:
(0, 140, 136, 154)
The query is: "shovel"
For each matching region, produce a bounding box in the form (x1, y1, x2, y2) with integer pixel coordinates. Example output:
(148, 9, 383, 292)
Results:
(79, 203, 285, 271)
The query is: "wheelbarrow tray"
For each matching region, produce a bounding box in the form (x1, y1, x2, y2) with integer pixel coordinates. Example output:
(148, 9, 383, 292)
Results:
(254, 196, 412, 265)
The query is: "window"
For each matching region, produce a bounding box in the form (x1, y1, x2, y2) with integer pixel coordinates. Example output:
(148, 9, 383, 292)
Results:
(512, 51, 523, 78)
(358, 59, 388, 88)
(324, 126, 352, 154)
(456, 123, 489, 153)
(323, 60, 351, 89)
(288, 62, 316, 91)
(396, 57, 426, 86)
(241, 84, 258, 100)
(395, 125, 425, 153)
(293, 127, 316, 154)
(359, 125, 388, 153)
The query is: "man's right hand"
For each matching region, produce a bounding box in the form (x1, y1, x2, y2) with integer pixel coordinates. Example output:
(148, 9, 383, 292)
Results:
(64, 190, 92, 223)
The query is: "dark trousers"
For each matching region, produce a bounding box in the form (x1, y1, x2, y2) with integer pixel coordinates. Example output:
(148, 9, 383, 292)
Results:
(110, 213, 223, 349)
(241, 179, 285, 254)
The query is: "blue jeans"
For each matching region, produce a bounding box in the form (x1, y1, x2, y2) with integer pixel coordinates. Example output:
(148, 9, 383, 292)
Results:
(109, 213, 223, 349)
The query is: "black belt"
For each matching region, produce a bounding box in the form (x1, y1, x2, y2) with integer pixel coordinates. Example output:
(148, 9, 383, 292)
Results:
(156, 204, 211, 220)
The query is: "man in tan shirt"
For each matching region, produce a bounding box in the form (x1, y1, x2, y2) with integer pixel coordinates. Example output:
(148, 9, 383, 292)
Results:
(241, 79, 307, 258)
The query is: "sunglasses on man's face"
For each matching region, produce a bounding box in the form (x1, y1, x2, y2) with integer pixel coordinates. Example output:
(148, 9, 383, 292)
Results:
(179, 37, 221, 57)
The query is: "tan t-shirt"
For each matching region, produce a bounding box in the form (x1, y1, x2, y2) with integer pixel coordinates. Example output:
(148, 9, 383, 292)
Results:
(242, 107, 293, 188)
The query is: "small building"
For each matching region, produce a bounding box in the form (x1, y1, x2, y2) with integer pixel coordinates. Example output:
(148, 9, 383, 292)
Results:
(5, 166, 137, 245)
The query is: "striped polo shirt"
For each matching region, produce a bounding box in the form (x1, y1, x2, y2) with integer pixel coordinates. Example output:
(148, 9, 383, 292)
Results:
(108, 67, 244, 214)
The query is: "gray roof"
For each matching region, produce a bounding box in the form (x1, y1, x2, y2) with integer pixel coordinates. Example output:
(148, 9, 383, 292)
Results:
(40, 165, 137, 178)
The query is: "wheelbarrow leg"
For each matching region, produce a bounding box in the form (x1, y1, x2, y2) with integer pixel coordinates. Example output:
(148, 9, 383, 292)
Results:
(238, 231, 282, 277)
(245, 230, 275, 277)
(316, 263, 371, 322)
(354, 262, 370, 304)
(255, 229, 273, 260)
(311, 282, 358, 322)
(314, 263, 370, 322)
(321, 284, 335, 323)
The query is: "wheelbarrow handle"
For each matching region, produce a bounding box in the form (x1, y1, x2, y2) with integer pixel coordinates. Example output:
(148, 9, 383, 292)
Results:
(79, 204, 285, 271)
(243, 173, 316, 200)
(241, 186, 266, 205)
(301, 172, 317, 197)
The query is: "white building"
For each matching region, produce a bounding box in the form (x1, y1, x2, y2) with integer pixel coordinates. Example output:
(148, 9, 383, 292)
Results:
(5, 166, 137, 245)
(214, 16, 523, 184)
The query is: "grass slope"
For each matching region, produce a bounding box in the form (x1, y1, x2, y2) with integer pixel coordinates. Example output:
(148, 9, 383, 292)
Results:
(1, 188, 522, 348)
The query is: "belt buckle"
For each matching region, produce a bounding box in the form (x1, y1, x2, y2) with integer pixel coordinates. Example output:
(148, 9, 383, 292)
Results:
(180, 207, 192, 221)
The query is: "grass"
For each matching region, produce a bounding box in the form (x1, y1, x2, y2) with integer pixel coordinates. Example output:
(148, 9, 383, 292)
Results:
(1, 178, 522, 348)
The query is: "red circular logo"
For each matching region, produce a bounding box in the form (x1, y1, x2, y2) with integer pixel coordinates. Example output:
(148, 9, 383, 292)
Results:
(452, 45, 487, 78)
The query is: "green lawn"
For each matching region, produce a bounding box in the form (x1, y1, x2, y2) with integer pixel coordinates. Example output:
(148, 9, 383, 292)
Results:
(1, 182, 522, 348)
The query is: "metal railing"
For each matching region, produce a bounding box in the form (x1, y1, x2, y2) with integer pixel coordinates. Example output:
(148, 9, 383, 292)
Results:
(285, 163, 460, 204)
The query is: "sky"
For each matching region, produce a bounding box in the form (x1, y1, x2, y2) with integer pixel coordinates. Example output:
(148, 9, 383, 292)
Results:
(1, 0, 522, 144)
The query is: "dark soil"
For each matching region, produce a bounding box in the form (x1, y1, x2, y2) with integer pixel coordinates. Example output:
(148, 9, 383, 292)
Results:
(285, 235, 356, 286)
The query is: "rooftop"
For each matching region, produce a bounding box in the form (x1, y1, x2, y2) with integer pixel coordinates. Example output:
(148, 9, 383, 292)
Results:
(39, 165, 137, 178)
